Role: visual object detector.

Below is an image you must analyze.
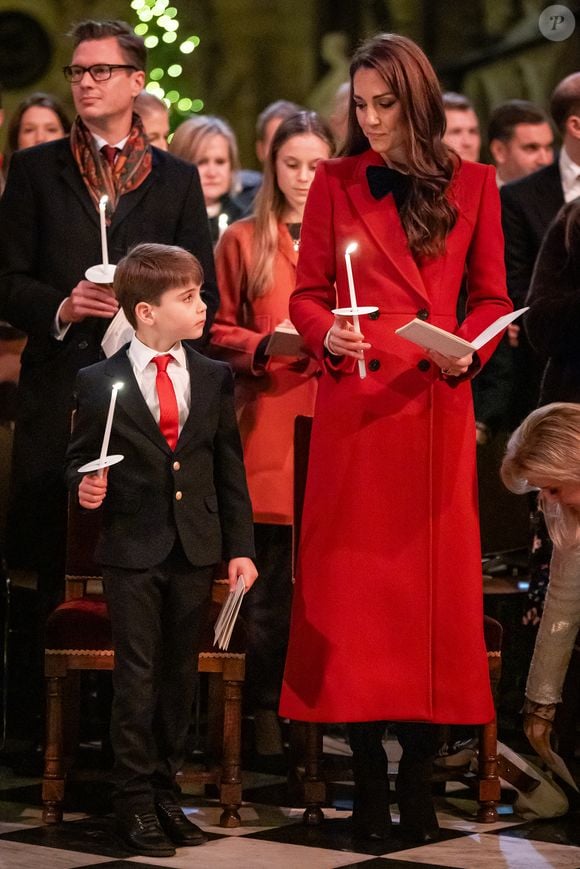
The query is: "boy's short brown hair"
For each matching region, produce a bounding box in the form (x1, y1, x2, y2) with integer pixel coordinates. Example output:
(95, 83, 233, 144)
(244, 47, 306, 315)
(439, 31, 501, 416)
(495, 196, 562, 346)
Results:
(114, 242, 204, 329)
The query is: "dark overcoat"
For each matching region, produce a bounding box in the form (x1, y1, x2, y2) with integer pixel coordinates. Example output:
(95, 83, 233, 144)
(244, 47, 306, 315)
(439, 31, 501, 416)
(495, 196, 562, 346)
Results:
(525, 199, 580, 405)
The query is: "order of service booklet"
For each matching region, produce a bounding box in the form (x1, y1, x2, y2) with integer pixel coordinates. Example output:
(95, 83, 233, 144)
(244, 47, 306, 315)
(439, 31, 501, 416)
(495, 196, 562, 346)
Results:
(265, 321, 304, 356)
(395, 307, 528, 357)
(213, 576, 245, 651)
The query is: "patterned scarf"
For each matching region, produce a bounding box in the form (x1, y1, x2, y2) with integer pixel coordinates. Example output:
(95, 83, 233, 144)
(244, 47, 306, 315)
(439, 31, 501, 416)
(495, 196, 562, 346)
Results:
(70, 113, 152, 221)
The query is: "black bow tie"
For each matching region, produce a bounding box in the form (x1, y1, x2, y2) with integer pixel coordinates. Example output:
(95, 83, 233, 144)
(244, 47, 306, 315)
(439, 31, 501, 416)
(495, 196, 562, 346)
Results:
(366, 165, 410, 210)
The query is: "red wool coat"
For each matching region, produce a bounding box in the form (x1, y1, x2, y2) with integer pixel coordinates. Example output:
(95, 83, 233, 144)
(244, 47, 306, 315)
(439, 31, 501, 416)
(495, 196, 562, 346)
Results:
(210, 218, 319, 524)
(279, 150, 512, 724)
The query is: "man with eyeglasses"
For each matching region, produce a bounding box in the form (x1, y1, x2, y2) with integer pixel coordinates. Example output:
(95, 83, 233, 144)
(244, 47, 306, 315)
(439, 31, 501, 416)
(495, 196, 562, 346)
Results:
(0, 17, 217, 771)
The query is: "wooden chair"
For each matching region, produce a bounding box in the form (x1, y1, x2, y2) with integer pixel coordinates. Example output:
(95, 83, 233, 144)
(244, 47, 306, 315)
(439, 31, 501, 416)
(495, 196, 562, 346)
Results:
(430, 615, 502, 822)
(43, 499, 246, 827)
(289, 415, 502, 825)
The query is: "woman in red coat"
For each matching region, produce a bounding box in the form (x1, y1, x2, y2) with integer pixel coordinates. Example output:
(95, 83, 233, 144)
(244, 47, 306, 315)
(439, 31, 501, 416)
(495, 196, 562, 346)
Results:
(210, 112, 334, 754)
(279, 34, 512, 842)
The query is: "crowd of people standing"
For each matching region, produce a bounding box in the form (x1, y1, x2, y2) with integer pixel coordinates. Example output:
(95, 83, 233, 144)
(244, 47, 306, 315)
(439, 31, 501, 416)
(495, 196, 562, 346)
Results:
(0, 15, 578, 858)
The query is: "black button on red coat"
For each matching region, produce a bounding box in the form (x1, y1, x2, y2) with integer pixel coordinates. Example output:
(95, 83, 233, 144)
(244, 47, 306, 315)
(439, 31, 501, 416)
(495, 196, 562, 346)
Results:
(417, 359, 430, 372)
(417, 308, 429, 320)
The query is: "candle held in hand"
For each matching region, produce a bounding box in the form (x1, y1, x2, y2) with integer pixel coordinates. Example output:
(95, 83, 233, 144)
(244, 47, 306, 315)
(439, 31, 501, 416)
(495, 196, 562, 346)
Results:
(99, 195, 109, 266)
(98, 381, 123, 476)
(344, 242, 367, 380)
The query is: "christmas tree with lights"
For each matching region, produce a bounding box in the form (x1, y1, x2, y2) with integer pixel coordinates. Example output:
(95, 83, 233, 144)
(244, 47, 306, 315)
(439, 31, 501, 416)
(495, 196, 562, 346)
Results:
(130, 0, 203, 123)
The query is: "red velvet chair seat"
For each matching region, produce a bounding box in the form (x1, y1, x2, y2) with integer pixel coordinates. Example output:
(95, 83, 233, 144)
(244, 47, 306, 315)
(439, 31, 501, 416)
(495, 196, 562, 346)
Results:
(45, 595, 111, 651)
(45, 596, 246, 656)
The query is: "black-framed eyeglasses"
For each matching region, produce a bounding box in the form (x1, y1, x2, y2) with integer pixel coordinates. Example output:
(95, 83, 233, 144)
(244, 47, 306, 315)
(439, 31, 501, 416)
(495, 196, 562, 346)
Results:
(63, 64, 138, 83)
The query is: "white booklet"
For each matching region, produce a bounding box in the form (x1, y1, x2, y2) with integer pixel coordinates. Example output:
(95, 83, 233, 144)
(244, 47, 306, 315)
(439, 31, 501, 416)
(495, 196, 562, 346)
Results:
(213, 576, 245, 651)
(265, 320, 304, 356)
(395, 307, 528, 357)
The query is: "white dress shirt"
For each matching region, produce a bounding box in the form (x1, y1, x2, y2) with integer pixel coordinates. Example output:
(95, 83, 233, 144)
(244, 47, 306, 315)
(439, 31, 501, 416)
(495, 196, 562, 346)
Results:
(92, 133, 130, 156)
(127, 335, 190, 436)
(559, 146, 580, 203)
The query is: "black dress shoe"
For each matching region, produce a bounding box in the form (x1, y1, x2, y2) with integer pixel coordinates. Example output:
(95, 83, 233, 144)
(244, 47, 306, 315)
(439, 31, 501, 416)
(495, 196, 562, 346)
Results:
(396, 756, 440, 845)
(398, 821, 441, 844)
(116, 810, 176, 856)
(156, 798, 208, 845)
(352, 818, 392, 841)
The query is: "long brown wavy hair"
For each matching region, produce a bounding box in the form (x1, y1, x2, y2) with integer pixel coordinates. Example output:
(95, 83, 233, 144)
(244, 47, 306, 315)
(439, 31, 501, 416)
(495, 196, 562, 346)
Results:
(344, 33, 458, 258)
(250, 111, 334, 297)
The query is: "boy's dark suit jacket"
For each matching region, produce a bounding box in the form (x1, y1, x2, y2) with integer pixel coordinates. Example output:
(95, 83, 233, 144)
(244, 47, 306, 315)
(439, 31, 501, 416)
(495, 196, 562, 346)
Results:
(0, 139, 218, 571)
(65, 344, 255, 570)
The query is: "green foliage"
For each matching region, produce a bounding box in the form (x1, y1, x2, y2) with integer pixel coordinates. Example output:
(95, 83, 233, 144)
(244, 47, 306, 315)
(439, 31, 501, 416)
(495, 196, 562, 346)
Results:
(130, 0, 203, 123)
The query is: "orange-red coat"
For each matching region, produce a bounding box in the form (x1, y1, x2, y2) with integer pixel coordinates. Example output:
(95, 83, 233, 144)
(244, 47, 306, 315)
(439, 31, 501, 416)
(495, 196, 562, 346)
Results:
(211, 217, 319, 524)
(279, 151, 512, 724)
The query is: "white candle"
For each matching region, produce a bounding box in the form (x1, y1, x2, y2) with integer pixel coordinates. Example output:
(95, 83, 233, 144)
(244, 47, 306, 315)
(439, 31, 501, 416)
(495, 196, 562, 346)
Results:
(218, 212, 229, 240)
(344, 242, 366, 380)
(98, 381, 123, 475)
(99, 195, 109, 266)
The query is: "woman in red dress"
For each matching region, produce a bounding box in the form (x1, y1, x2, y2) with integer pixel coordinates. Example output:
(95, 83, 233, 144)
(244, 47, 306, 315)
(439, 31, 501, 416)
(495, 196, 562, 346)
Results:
(279, 33, 512, 842)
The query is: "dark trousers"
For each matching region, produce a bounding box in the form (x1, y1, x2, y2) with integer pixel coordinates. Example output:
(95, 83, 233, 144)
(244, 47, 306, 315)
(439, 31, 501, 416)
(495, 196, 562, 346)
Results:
(346, 721, 440, 833)
(103, 542, 214, 812)
(241, 523, 293, 710)
(347, 721, 440, 781)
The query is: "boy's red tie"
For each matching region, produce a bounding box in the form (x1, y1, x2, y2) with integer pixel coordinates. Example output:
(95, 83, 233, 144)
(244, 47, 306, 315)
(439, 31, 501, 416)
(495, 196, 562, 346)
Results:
(153, 355, 179, 450)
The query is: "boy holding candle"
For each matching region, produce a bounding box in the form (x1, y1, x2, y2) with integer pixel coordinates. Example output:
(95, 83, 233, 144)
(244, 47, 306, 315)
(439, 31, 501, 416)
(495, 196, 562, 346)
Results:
(65, 242, 257, 858)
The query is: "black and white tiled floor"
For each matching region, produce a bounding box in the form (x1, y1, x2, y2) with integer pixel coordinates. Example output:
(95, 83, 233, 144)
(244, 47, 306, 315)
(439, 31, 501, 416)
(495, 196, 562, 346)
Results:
(1, 738, 579, 868)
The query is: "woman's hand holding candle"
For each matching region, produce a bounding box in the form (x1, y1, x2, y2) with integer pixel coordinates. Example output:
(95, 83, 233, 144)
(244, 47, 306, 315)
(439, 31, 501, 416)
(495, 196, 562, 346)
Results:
(327, 315, 371, 359)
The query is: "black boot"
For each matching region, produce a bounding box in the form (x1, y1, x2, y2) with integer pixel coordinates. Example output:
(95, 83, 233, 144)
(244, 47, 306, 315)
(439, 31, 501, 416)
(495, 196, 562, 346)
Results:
(352, 779, 392, 839)
(348, 721, 392, 840)
(396, 723, 440, 844)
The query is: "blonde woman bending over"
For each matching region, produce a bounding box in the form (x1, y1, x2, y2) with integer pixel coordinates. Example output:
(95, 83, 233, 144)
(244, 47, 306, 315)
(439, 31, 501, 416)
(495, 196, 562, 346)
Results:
(502, 402, 580, 791)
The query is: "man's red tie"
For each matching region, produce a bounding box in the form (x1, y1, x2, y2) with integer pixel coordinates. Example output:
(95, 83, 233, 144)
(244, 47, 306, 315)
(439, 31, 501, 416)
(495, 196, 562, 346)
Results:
(101, 144, 118, 167)
(153, 355, 179, 450)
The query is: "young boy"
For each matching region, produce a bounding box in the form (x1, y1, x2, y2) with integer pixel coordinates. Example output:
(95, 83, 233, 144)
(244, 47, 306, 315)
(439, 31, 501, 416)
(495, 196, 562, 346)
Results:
(65, 243, 257, 857)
